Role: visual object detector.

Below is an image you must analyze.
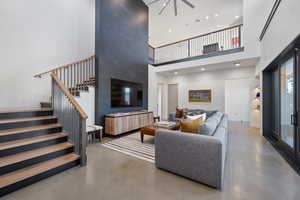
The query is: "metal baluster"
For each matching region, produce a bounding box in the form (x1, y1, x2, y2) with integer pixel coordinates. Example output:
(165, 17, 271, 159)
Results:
(82, 61, 85, 83)
(59, 69, 62, 80)
(88, 58, 91, 80)
(238, 25, 242, 48)
(79, 62, 82, 89)
(78, 63, 80, 88)
(71, 65, 73, 90)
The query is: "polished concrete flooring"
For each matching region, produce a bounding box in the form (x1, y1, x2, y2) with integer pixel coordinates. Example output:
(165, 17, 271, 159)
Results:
(2, 122, 300, 200)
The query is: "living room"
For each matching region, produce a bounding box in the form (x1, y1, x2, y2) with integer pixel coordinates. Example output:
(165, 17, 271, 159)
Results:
(1, 0, 300, 199)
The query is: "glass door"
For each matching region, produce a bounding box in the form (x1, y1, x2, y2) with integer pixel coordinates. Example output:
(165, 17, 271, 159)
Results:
(280, 57, 296, 150)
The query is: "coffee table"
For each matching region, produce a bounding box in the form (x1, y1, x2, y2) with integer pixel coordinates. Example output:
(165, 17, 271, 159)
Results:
(140, 122, 180, 143)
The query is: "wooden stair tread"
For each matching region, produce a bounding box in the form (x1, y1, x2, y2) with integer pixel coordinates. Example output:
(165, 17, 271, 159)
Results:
(0, 142, 74, 168)
(0, 153, 79, 188)
(0, 108, 53, 114)
(0, 124, 62, 136)
(0, 116, 56, 124)
(0, 133, 67, 151)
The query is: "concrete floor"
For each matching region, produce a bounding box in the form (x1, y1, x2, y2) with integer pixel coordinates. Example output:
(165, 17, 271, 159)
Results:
(2, 122, 300, 200)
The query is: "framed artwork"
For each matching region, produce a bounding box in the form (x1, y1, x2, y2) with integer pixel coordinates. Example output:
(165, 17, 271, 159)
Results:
(189, 90, 212, 102)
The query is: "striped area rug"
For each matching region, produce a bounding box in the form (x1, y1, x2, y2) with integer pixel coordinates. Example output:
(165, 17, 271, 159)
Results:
(102, 132, 155, 163)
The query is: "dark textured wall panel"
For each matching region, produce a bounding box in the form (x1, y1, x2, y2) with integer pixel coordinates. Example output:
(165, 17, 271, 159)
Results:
(95, 0, 148, 125)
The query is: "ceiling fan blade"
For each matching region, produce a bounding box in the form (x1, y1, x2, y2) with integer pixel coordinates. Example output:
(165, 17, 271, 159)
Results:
(148, 0, 162, 6)
(174, 0, 178, 16)
(159, 0, 171, 15)
(181, 0, 195, 8)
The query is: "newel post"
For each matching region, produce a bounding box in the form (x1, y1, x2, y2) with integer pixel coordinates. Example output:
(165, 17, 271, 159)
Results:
(79, 118, 87, 166)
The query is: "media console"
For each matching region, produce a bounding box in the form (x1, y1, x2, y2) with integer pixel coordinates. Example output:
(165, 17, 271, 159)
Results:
(105, 110, 154, 135)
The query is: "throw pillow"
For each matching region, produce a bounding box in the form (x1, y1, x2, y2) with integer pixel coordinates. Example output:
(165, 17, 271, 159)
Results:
(176, 107, 184, 118)
(180, 117, 204, 134)
(186, 113, 207, 121)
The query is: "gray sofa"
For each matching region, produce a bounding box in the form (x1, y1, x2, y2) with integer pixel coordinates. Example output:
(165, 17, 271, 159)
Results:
(155, 112, 228, 189)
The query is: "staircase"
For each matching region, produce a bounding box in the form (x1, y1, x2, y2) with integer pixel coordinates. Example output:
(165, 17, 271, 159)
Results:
(0, 56, 95, 196)
(0, 109, 80, 197)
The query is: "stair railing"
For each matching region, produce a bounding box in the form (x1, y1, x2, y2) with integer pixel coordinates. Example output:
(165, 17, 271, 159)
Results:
(34, 56, 95, 166)
(35, 55, 96, 92)
(51, 73, 88, 166)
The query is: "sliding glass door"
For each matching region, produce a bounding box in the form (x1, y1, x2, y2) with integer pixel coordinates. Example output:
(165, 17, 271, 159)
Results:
(264, 46, 300, 168)
(280, 57, 296, 150)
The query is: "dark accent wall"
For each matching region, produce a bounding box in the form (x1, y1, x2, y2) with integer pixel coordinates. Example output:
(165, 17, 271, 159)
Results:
(95, 0, 149, 125)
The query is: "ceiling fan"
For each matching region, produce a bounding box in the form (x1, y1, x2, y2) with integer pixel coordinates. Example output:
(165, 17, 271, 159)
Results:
(147, 0, 195, 16)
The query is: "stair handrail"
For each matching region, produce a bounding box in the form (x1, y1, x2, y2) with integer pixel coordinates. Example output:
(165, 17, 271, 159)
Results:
(34, 55, 96, 78)
(51, 73, 88, 119)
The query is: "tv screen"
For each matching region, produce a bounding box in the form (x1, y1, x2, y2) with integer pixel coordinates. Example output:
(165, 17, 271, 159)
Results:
(111, 79, 143, 108)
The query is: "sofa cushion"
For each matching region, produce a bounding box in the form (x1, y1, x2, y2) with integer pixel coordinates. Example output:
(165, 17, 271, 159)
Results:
(209, 112, 224, 124)
(198, 118, 219, 136)
(185, 109, 205, 116)
(205, 110, 217, 118)
(180, 117, 204, 134)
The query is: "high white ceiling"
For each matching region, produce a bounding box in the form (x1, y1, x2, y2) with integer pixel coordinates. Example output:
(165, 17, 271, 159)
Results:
(143, 0, 243, 47)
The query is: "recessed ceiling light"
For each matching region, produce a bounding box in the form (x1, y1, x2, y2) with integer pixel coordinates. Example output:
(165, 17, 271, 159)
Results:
(174, 71, 178, 75)
(163, 3, 166, 7)
(235, 15, 240, 19)
(205, 16, 210, 20)
(234, 62, 241, 67)
(168, 28, 172, 33)
(214, 14, 219, 17)
(201, 68, 206, 71)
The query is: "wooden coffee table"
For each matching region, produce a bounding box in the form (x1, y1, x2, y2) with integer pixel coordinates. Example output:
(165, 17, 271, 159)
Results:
(140, 122, 180, 143)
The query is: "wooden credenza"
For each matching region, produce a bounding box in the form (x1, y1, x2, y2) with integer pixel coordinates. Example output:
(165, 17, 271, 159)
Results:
(105, 110, 154, 135)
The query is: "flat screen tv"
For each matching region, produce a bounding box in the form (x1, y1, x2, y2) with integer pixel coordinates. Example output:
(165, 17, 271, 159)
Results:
(111, 79, 143, 108)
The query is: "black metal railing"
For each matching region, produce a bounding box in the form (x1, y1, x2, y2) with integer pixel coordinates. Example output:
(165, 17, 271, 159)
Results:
(35, 56, 96, 92)
(150, 24, 243, 65)
(51, 73, 87, 166)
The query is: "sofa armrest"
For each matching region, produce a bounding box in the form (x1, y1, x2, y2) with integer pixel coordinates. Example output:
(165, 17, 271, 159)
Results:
(168, 113, 176, 121)
(155, 129, 223, 189)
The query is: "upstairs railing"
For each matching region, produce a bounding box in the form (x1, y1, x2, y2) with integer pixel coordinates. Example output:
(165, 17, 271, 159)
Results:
(150, 24, 243, 65)
(35, 55, 96, 166)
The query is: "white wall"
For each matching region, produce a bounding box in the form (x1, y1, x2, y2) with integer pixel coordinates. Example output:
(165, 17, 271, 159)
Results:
(0, 0, 95, 109)
(74, 87, 95, 126)
(256, 0, 300, 73)
(168, 66, 255, 113)
(148, 65, 169, 119)
(149, 65, 257, 121)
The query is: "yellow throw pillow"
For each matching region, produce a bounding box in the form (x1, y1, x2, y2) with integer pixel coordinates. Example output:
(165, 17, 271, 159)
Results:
(180, 117, 204, 134)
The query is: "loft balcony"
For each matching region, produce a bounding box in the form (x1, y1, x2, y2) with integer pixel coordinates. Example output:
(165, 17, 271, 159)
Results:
(149, 24, 243, 66)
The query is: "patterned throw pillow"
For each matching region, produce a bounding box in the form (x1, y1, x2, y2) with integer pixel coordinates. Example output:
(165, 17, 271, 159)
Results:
(180, 117, 204, 133)
(176, 107, 184, 118)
